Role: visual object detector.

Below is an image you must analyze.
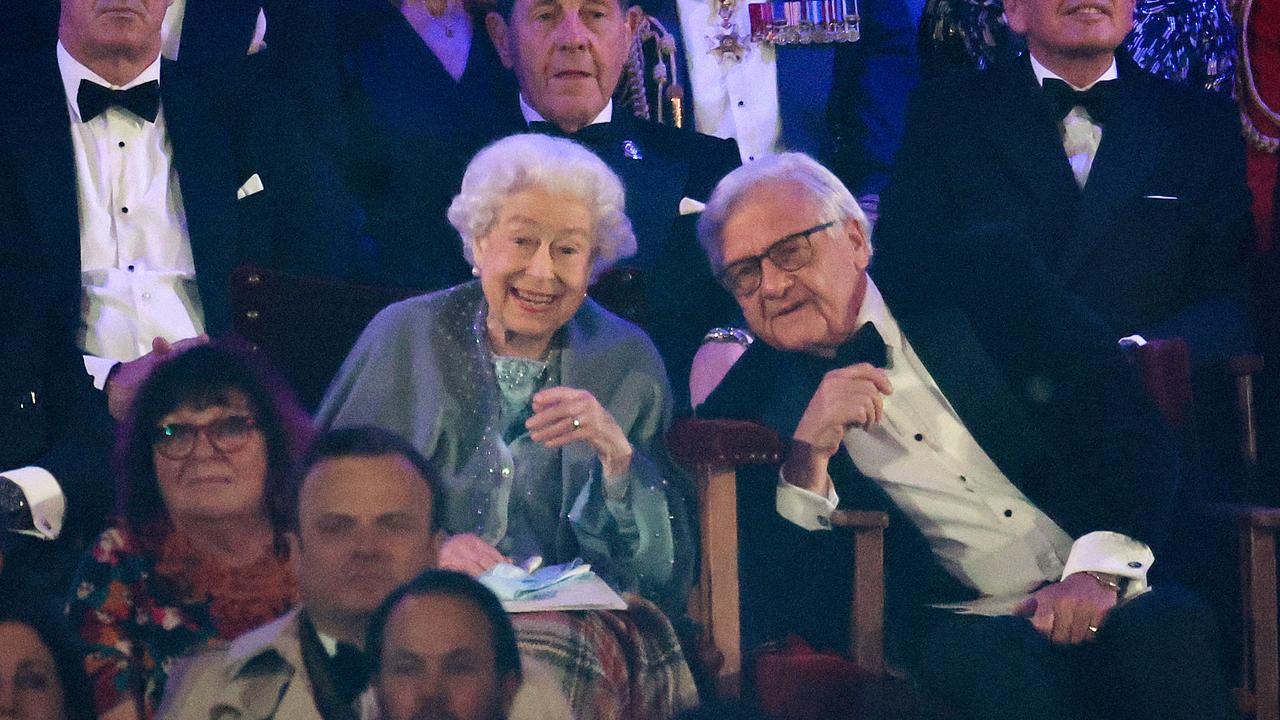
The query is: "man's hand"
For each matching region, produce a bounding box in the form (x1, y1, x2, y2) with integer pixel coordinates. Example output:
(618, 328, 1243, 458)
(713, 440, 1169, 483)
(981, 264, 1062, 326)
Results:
(785, 364, 892, 494)
(438, 533, 511, 577)
(105, 335, 208, 421)
(1013, 571, 1119, 645)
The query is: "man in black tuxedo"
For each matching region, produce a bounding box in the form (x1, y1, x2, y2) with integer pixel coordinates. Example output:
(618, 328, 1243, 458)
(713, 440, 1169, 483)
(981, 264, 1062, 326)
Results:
(485, 0, 741, 404)
(873, 0, 1254, 370)
(0, 0, 357, 574)
(696, 154, 1231, 719)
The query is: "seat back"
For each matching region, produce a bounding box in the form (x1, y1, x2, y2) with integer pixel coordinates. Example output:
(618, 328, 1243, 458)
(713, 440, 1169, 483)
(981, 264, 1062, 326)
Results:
(230, 266, 420, 409)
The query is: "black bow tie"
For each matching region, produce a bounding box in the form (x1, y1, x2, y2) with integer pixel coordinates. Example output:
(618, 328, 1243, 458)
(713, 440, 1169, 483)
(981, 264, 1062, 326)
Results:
(1041, 77, 1116, 124)
(528, 120, 614, 147)
(329, 642, 370, 706)
(834, 322, 887, 369)
(76, 79, 161, 123)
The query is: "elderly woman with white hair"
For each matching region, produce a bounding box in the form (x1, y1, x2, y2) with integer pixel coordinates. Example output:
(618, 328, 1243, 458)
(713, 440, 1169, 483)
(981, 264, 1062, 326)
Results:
(317, 134, 699, 718)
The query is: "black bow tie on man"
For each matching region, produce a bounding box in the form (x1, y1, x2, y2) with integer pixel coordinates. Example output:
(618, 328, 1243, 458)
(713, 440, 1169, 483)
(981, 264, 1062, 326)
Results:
(1041, 77, 1117, 124)
(77, 78, 161, 123)
(528, 120, 614, 148)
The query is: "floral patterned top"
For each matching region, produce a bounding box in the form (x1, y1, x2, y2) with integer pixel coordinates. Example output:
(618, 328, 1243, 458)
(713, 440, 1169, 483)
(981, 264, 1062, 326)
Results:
(68, 522, 299, 719)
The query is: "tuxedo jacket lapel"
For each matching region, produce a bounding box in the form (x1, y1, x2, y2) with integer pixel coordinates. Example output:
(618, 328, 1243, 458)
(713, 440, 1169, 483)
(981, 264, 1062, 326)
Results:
(0, 52, 81, 287)
(891, 304, 1048, 489)
(161, 61, 239, 335)
(1059, 61, 1168, 282)
(980, 60, 1081, 238)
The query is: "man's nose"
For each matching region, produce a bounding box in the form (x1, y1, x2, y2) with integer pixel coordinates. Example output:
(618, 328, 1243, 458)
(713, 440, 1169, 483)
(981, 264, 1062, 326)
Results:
(552, 12, 590, 49)
(758, 257, 792, 297)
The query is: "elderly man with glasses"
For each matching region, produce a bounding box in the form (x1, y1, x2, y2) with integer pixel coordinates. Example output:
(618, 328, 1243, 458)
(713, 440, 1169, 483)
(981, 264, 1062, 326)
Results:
(693, 153, 1232, 720)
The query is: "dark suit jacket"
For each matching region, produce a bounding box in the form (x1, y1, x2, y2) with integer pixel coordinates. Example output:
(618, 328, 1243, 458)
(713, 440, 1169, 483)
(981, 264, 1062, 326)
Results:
(875, 55, 1254, 368)
(493, 106, 742, 404)
(265, 0, 519, 290)
(697, 242, 1180, 652)
(0, 267, 114, 591)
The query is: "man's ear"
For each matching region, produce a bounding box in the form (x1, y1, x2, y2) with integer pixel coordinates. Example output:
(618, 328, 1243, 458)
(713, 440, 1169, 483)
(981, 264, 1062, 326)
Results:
(428, 529, 446, 567)
(624, 5, 644, 39)
(1002, 0, 1028, 34)
(486, 12, 516, 69)
(286, 531, 302, 576)
(498, 672, 522, 717)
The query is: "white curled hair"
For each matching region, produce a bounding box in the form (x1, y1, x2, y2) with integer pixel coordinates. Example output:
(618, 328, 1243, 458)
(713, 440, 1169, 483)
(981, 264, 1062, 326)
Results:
(697, 152, 872, 271)
(448, 134, 637, 281)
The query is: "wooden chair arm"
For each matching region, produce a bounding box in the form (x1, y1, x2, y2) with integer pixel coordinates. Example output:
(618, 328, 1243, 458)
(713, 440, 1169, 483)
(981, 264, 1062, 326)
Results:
(1203, 503, 1280, 529)
(669, 418, 785, 467)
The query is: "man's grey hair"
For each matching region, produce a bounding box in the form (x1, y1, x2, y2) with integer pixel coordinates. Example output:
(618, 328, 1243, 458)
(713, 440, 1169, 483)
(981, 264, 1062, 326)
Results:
(697, 153, 872, 271)
(448, 134, 637, 280)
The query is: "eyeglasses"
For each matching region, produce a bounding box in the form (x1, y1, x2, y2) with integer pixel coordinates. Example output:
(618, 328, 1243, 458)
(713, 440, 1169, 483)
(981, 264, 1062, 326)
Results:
(151, 416, 259, 460)
(716, 220, 837, 296)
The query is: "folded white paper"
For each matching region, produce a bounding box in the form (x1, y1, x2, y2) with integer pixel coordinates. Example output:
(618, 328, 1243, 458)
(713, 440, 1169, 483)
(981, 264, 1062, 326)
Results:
(236, 173, 264, 200)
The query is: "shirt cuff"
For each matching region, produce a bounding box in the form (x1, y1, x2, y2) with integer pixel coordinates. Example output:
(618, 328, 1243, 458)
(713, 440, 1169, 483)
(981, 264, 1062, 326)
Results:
(775, 468, 840, 531)
(83, 355, 118, 392)
(1060, 530, 1154, 600)
(2, 467, 65, 540)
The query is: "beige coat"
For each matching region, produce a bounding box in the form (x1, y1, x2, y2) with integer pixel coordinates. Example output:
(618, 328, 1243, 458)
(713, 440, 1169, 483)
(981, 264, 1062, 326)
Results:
(157, 608, 573, 720)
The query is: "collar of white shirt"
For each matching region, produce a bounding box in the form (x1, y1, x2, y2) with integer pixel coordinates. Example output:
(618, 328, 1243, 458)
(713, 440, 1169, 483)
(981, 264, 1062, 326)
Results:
(1028, 53, 1118, 92)
(851, 276, 904, 356)
(519, 94, 613, 128)
(56, 41, 163, 124)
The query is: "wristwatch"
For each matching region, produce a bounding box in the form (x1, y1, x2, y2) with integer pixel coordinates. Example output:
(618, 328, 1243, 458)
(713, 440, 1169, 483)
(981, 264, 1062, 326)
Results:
(0, 477, 34, 533)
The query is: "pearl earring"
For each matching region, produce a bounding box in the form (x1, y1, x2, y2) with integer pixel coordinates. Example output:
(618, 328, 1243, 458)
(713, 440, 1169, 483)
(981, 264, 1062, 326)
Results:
(471, 267, 480, 277)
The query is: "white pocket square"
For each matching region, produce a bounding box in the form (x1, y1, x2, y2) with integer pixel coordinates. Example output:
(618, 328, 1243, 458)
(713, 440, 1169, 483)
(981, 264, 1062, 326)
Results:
(678, 197, 706, 216)
(236, 173, 264, 200)
(1142, 194, 1179, 201)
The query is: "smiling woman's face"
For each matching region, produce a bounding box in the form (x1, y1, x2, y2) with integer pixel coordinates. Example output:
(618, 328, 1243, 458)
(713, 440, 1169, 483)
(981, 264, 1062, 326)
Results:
(0, 622, 66, 720)
(473, 187, 596, 358)
(152, 390, 269, 527)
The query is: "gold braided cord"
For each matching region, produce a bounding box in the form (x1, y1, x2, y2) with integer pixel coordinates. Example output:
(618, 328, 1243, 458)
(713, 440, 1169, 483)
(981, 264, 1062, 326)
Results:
(1236, 0, 1280, 151)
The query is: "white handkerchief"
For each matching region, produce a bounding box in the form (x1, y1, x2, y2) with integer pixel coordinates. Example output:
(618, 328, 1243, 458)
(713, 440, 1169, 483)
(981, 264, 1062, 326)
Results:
(236, 173, 264, 200)
(678, 197, 706, 216)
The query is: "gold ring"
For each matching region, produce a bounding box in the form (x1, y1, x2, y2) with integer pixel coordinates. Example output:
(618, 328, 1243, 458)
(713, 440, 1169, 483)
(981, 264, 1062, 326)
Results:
(572, 418, 582, 429)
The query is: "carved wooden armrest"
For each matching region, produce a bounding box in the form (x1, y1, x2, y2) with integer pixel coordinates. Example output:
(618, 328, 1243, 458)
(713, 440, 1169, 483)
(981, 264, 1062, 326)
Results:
(669, 418, 785, 467)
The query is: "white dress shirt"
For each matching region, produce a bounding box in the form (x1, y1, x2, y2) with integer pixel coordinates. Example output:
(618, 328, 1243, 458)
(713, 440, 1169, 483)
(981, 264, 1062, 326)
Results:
(676, 0, 780, 163)
(57, 42, 207, 389)
(1029, 54, 1118, 188)
(776, 279, 1153, 614)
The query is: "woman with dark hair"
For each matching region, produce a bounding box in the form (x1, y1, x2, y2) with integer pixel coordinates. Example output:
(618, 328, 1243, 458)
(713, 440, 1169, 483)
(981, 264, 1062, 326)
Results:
(0, 594, 96, 720)
(67, 343, 312, 720)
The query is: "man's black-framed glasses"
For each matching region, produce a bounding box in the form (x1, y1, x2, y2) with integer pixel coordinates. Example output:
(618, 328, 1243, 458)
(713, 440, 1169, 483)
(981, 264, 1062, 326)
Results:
(151, 416, 259, 459)
(716, 220, 838, 296)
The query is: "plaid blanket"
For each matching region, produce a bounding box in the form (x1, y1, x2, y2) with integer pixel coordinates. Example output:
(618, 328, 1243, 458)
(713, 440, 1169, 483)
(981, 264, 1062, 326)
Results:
(511, 596, 699, 720)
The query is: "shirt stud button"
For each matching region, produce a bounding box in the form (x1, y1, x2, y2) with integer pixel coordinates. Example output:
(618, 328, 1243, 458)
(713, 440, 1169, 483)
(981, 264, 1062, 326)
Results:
(1003, 509, 1013, 518)
(120, 206, 129, 214)
(914, 433, 924, 442)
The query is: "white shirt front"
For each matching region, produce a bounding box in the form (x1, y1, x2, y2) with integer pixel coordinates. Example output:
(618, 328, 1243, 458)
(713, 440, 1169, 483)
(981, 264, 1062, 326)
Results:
(776, 279, 1152, 613)
(56, 42, 206, 387)
(675, 0, 779, 163)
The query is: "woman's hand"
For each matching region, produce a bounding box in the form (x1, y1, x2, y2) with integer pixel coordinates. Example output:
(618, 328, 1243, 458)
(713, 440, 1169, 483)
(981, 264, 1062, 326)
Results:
(438, 533, 510, 577)
(526, 387, 633, 478)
